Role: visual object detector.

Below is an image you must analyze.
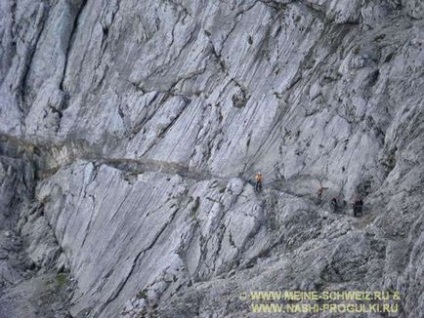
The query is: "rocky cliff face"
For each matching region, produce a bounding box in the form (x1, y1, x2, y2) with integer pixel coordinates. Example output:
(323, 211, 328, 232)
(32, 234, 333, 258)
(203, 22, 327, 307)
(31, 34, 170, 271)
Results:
(1, 0, 423, 317)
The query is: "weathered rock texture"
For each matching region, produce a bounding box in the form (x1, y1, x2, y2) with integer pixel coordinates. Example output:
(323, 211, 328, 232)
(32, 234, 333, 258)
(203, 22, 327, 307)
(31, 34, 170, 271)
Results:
(0, 138, 76, 318)
(0, 0, 423, 317)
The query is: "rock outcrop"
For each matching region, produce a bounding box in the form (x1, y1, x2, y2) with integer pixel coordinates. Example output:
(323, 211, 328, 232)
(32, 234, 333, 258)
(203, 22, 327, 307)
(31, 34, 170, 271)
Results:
(0, 0, 423, 317)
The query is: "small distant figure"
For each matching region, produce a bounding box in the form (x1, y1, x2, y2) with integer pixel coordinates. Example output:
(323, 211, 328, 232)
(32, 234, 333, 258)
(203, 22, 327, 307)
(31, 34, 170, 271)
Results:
(316, 187, 328, 199)
(255, 172, 263, 193)
(353, 197, 364, 217)
(330, 197, 338, 213)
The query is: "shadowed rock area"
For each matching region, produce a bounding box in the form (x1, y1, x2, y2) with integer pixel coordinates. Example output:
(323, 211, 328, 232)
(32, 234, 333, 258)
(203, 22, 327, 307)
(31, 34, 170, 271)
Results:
(0, 0, 423, 317)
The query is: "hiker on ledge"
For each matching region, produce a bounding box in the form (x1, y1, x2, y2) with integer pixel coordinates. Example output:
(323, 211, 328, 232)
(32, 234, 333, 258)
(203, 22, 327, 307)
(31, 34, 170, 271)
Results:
(353, 196, 364, 217)
(317, 187, 328, 199)
(255, 172, 263, 193)
(330, 197, 338, 213)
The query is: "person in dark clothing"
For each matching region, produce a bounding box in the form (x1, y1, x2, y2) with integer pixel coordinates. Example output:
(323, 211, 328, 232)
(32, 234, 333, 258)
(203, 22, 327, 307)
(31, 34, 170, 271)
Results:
(317, 187, 324, 199)
(353, 197, 364, 217)
(330, 197, 338, 213)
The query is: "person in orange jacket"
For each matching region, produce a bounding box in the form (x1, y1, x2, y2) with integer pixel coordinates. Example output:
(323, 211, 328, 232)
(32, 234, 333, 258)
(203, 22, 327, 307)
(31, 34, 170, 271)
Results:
(255, 172, 263, 193)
